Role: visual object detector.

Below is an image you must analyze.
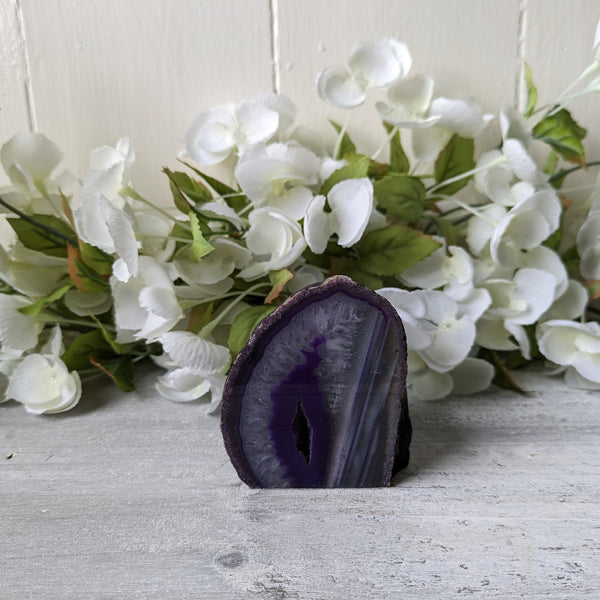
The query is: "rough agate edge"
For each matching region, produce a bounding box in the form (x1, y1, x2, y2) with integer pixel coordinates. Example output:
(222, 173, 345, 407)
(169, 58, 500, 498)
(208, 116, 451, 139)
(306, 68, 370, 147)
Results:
(221, 275, 411, 488)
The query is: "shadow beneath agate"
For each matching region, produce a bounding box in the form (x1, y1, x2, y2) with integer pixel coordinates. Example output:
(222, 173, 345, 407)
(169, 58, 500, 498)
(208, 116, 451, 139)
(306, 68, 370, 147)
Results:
(391, 388, 515, 485)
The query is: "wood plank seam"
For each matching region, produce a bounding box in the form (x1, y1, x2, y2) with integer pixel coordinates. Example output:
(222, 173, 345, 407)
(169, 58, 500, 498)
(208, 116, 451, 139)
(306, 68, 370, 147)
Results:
(515, 0, 528, 111)
(14, 0, 37, 131)
(269, 0, 280, 93)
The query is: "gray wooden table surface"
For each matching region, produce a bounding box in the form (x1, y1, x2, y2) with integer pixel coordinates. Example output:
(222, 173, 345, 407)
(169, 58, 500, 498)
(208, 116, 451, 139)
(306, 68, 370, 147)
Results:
(1, 365, 599, 599)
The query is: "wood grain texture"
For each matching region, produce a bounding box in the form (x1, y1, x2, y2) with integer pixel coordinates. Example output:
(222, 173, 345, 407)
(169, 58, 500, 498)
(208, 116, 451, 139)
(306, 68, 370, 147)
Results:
(277, 0, 521, 157)
(0, 0, 33, 186)
(1, 366, 599, 599)
(18, 0, 273, 203)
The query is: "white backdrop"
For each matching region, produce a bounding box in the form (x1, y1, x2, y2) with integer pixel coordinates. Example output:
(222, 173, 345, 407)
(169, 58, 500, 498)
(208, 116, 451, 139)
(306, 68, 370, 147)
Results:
(1, 0, 598, 203)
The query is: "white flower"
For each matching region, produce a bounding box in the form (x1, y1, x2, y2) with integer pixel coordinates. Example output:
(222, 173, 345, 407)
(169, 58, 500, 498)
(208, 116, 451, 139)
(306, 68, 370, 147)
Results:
(256, 92, 297, 132)
(234, 143, 321, 221)
(577, 210, 600, 280)
(6, 327, 81, 414)
(174, 237, 250, 286)
(477, 268, 556, 358)
(375, 77, 491, 160)
(155, 331, 230, 412)
(499, 108, 546, 185)
(156, 368, 225, 410)
(417, 290, 479, 373)
(490, 188, 561, 268)
(376, 288, 432, 350)
(411, 96, 492, 162)
(538, 320, 600, 388)
(63, 290, 113, 316)
(0, 132, 64, 197)
(133, 210, 176, 262)
(185, 95, 282, 165)
(399, 243, 473, 295)
(0, 245, 68, 297)
(474, 151, 535, 207)
(81, 138, 134, 203)
(287, 264, 325, 293)
(238, 208, 307, 280)
(7, 354, 81, 414)
(304, 178, 373, 253)
(111, 256, 183, 343)
(378, 288, 481, 372)
(466, 205, 507, 257)
(0, 294, 42, 353)
(375, 75, 439, 128)
(74, 193, 139, 278)
(317, 39, 411, 108)
(408, 352, 494, 400)
(543, 280, 588, 321)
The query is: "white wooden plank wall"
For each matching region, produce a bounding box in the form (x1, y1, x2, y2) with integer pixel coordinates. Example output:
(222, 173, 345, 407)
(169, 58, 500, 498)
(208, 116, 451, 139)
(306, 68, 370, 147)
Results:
(0, 0, 599, 200)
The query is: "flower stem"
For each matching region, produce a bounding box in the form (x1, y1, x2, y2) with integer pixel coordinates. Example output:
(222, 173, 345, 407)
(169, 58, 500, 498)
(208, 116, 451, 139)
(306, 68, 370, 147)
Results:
(123, 186, 191, 231)
(427, 155, 508, 195)
(333, 113, 351, 160)
(199, 282, 272, 338)
(548, 160, 600, 184)
(371, 124, 398, 162)
(0, 194, 78, 247)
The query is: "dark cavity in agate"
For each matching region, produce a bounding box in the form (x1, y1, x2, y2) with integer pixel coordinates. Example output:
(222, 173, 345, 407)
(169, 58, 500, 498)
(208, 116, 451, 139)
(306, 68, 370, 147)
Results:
(220, 276, 411, 488)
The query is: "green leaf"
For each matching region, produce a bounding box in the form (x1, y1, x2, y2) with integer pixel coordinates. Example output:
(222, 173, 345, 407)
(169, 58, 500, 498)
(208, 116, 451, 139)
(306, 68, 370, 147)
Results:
(8, 214, 76, 258)
(428, 216, 459, 246)
(187, 301, 215, 333)
(532, 108, 586, 166)
(228, 305, 276, 357)
(373, 174, 425, 222)
(89, 315, 135, 355)
(61, 330, 112, 371)
(79, 242, 114, 275)
(329, 256, 383, 290)
(523, 62, 538, 119)
(384, 123, 410, 173)
(265, 268, 293, 304)
(320, 154, 370, 195)
(357, 225, 441, 276)
(18, 281, 73, 317)
(478, 348, 526, 393)
(67, 245, 111, 294)
(329, 120, 357, 157)
(164, 168, 212, 213)
(179, 160, 249, 212)
(189, 212, 215, 262)
(89, 354, 136, 392)
(433, 135, 475, 195)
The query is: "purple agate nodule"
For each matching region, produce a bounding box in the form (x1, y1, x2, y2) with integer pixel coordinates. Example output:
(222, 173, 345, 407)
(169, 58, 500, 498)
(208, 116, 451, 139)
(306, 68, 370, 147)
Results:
(220, 275, 411, 488)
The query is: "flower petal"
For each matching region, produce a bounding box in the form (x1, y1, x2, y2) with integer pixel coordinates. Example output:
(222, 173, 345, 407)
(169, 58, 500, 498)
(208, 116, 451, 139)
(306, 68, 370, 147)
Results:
(348, 39, 411, 87)
(159, 331, 230, 374)
(1, 132, 63, 186)
(450, 358, 494, 395)
(317, 65, 365, 108)
(328, 178, 373, 247)
(236, 99, 279, 146)
(185, 106, 236, 165)
(304, 195, 331, 254)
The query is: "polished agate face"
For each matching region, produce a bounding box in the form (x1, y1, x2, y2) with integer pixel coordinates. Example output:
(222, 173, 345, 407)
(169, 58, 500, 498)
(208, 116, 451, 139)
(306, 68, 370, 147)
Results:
(221, 276, 411, 488)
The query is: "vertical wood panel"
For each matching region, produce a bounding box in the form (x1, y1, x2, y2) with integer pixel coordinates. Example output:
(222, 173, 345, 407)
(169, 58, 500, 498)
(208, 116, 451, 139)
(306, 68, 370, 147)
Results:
(522, 0, 600, 163)
(0, 0, 33, 186)
(278, 0, 522, 157)
(20, 0, 273, 203)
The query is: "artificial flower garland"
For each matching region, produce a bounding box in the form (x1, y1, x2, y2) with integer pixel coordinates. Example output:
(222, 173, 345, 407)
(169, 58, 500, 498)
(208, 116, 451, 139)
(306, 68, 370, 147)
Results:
(1, 28, 600, 415)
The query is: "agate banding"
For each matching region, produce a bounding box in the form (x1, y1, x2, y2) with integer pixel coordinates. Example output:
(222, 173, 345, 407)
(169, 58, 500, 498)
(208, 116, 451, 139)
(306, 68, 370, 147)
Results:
(221, 275, 411, 488)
